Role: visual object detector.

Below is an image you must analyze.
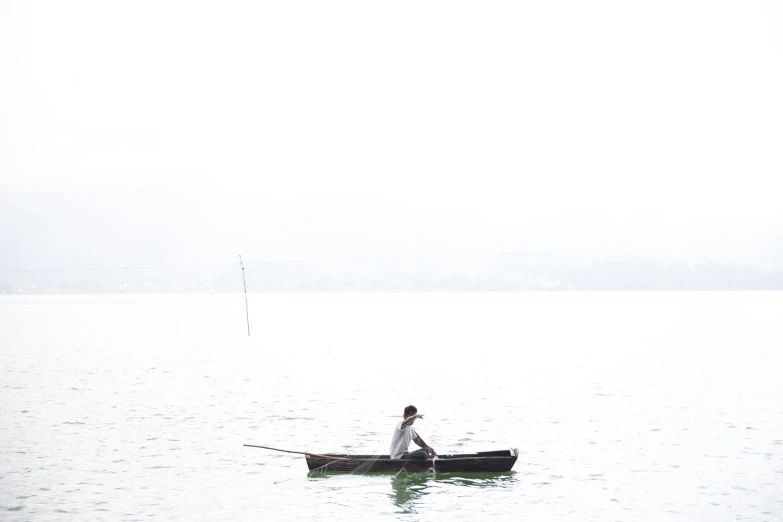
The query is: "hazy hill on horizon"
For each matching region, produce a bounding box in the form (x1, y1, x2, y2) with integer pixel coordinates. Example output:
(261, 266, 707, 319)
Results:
(3, 246, 783, 293)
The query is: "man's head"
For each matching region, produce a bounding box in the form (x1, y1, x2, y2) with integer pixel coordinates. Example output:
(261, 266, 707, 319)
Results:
(403, 405, 417, 418)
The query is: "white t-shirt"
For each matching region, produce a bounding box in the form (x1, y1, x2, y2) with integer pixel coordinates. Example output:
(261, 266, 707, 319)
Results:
(389, 419, 418, 459)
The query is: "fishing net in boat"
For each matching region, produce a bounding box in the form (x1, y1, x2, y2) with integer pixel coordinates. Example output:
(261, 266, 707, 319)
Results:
(243, 444, 439, 475)
(307, 454, 387, 475)
(306, 452, 438, 476)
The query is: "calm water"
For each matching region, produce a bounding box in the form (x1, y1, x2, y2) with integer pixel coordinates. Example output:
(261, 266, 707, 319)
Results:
(1, 292, 782, 521)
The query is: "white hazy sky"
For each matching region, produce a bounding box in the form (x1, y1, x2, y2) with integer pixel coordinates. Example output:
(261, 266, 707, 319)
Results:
(1, 1, 782, 268)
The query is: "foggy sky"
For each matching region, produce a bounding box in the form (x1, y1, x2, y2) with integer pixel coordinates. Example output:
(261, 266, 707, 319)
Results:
(2, 1, 782, 276)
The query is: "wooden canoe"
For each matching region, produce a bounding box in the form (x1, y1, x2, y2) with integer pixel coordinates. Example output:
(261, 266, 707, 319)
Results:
(305, 448, 518, 473)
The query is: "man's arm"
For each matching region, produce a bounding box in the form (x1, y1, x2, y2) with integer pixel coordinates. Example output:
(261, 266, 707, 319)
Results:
(400, 413, 423, 428)
(413, 434, 437, 456)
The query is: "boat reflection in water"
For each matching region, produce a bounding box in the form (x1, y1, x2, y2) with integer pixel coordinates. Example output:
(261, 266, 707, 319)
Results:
(390, 473, 429, 510)
(306, 469, 517, 514)
(390, 472, 518, 513)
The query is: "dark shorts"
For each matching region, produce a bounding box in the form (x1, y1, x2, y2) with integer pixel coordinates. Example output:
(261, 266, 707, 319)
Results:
(400, 449, 433, 460)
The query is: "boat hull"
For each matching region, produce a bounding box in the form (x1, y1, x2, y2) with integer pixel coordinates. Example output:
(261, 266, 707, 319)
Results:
(306, 449, 518, 473)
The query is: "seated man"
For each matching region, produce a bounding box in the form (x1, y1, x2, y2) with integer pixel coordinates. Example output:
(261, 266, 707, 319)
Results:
(390, 405, 438, 460)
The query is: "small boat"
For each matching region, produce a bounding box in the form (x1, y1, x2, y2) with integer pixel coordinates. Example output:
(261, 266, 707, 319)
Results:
(306, 448, 518, 473)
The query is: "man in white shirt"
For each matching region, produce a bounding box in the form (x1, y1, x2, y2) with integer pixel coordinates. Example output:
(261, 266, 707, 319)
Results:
(389, 405, 438, 460)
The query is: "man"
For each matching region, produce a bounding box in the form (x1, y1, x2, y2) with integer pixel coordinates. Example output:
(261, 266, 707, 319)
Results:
(390, 405, 438, 460)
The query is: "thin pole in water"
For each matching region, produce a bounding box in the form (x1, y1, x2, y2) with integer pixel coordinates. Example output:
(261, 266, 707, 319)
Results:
(239, 255, 250, 336)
